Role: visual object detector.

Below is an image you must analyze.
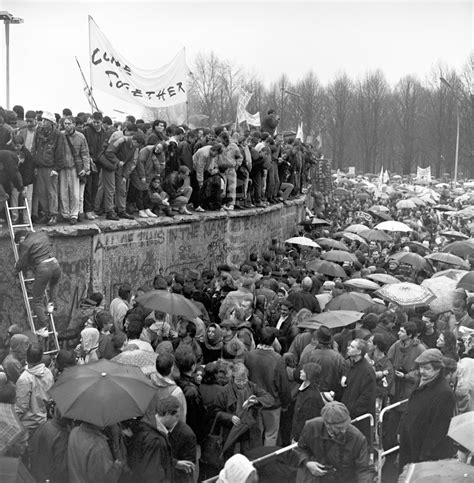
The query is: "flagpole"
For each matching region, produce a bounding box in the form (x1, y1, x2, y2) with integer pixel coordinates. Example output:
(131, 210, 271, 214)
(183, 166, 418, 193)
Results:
(75, 56, 99, 112)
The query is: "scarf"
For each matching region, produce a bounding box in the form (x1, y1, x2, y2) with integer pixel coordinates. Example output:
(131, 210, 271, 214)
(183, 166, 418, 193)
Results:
(203, 324, 223, 350)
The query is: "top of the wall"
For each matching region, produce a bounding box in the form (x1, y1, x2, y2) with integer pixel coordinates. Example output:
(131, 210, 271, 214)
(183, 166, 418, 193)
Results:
(0, 197, 305, 239)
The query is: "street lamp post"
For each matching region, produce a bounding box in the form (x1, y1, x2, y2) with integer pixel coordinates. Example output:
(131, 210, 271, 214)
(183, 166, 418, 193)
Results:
(440, 77, 460, 185)
(1, 11, 24, 109)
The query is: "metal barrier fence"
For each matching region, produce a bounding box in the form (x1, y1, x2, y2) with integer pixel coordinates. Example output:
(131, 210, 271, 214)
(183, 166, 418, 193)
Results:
(375, 398, 408, 483)
(203, 413, 375, 483)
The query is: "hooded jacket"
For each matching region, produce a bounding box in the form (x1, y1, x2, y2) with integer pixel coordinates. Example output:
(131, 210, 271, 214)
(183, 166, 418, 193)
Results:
(15, 362, 54, 431)
(2, 334, 29, 383)
(32, 126, 64, 170)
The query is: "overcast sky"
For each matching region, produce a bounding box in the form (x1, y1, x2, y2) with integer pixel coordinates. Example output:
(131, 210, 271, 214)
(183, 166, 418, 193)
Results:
(1, 0, 472, 118)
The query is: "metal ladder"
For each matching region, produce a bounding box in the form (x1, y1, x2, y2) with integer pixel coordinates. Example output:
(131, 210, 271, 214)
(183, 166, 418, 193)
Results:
(5, 201, 60, 356)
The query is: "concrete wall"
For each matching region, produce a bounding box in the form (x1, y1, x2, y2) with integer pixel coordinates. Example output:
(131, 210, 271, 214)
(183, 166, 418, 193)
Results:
(0, 199, 304, 336)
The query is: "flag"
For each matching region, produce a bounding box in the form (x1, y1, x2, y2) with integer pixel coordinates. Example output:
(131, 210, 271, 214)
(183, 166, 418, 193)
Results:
(316, 131, 322, 149)
(236, 86, 253, 123)
(296, 122, 304, 141)
(383, 169, 390, 183)
(242, 111, 260, 126)
(416, 166, 432, 183)
(89, 16, 187, 108)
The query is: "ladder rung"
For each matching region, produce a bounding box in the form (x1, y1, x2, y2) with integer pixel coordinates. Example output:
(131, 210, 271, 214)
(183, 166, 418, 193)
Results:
(23, 278, 34, 283)
(44, 349, 59, 355)
(12, 224, 30, 229)
(7, 206, 29, 211)
(27, 296, 33, 300)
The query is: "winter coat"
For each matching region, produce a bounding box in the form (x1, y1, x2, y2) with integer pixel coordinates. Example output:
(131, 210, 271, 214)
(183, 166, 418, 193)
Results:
(291, 384, 325, 441)
(168, 420, 197, 483)
(294, 417, 374, 483)
(130, 145, 166, 190)
(15, 363, 54, 432)
(68, 423, 122, 483)
(215, 380, 273, 453)
(178, 373, 206, 443)
(193, 145, 218, 186)
(125, 421, 174, 483)
(15, 231, 55, 272)
(17, 146, 35, 186)
(61, 130, 91, 173)
(387, 339, 426, 403)
(30, 417, 70, 483)
(299, 346, 345, 393)
(0, 149, 23, 192)
(244, 348, 291, 409)
(32, 127, 64, 170)
(399, 373, 455, 468)
(342, 358, 376, 419)
(82, 124, 109, 170)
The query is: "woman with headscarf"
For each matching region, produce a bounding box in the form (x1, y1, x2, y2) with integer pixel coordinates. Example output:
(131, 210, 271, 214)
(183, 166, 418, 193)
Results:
(2, 334, 29, 383)
(202, 323, 223, 363)
(76, 328, 100, 364)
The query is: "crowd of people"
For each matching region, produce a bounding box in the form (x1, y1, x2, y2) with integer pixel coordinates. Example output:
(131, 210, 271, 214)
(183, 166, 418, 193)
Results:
(0, 105, 321, 226)
(1, 105, 474, 482)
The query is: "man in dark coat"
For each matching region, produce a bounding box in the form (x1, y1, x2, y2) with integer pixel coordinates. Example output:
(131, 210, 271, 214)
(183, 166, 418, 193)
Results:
(0, 149, 24, 205)
(157, 396, 196, 483)
(399, 348, 455, 472)
(29, 408, 70, 483)
(126, 395, 174, 482)
(294, 401, 374, 483)
(341, 339, 376, 443)
(244, 327, 291, 446)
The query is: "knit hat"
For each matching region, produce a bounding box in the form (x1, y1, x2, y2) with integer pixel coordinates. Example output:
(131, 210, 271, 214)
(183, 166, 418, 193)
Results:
(316, 325, 332, 345)
(217, 454, 256, 483)
(415, 348, 444, 365)
(224, 338, 246, 358)
(321, 401, 351, 424)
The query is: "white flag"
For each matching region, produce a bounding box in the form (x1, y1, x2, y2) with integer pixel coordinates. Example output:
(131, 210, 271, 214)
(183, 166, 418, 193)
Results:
(296, 122, 304, 141)
(243, 110, 260, 126)
(89, 16, 187, 108)
(236, 87, 253, 123)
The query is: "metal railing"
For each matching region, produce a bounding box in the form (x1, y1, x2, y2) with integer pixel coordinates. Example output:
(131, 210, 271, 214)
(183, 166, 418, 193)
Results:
(203, 413, 375, 483)
(375, 398, 409, 483)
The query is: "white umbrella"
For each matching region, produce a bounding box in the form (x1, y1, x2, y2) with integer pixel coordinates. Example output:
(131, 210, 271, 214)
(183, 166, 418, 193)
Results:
(421, 276, 457, 314)
(375, 221, 413, 232)
(285, 236, 321, 248)
(375, 282, 435, 308)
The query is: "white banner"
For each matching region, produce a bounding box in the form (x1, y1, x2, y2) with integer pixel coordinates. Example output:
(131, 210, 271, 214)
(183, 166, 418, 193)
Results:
(416, 166, 432, 182)
(89, 16, 187, 108)
(242, 111, 260, 126)
(296, 122, 304, 141)
(348, 166, 355, 176)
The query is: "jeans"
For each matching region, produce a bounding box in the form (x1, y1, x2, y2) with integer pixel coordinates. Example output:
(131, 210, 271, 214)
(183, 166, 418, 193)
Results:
(261, 407, 281, 446)
(32, 259, 61, 326)
(84, 172, 99, 213)
(35, 167, 58, 217)
(59, 167, 80, 219)
(225, 167, 237, 206)
(102, 169, 116, 213)
(170, 186, 192, 210)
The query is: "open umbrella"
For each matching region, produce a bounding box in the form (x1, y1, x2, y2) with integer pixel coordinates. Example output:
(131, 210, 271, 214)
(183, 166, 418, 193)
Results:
(440, 230, 469, 240)
(431, 269, 468, 281)
(285, 236, 321, 248)
(433, 204, 455, 211)
(310, 310, 364, 329)
(448, 411, 474, 453)
(355, 192, 371, 201)
(316, 238, 349, 251)
(442, 240, 474, 258)
(333, 187, 350, 196)
(112, 349, 158, 376)
(375, 282, 435, 308)
(310, 218, 331, 226)
(359, 229, 392, 243)
(369, 210, 392, 221)
(369, 205, 390, 212)
(396, 199, 416, 210)
(366, 273, 400, 284)
(400, 460, 474, 483)
(136, 290, 201, 318)
(409, 197, 426, 207)
(49, 360, 157, 426)
(405, 241, 431, 255)
(344, 224, 370, 234)
(457, 271, 474, 292)
(326, 293, 375, 312)
(337, 232, 368, 246)
(375, 221, 413, 232)
(322, 250, 357, 263)
(343, 278, 380, 291)
(306, 260, 348, 278)
(421, 276, 457, 314)
(389, 252, 430, 271)
(425, 252, 470, 269)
